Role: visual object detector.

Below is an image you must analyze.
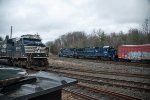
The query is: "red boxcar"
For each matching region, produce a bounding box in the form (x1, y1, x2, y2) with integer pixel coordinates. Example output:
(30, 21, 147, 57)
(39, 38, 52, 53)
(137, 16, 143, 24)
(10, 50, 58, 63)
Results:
(118, 44, 150, 61)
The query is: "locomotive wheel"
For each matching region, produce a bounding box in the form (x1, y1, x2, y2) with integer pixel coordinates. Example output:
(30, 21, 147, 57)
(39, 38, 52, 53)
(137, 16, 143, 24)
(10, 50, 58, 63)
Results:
(18, 60, 25, 68)
(13, 60, 18, 67)
(8, 59, 13, 66)
(18, 60, 21, 67)
(44, 59, 49, 66)
(98, 57, 101, 60)
(38, 61, 42, 67)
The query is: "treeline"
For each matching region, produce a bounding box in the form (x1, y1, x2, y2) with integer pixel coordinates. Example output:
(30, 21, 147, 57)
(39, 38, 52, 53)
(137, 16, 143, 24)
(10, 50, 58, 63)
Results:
(0, 36, 3, 41)
(46, 18, 150, 54)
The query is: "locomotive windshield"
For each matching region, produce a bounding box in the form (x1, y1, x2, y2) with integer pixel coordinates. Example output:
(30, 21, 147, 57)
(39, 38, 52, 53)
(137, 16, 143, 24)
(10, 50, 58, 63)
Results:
(23, 38, 44, 46)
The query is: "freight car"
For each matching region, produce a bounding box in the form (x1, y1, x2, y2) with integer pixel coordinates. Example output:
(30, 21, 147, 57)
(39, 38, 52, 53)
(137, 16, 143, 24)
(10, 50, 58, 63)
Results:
(0, 34, 49, 67)
(118, 44, 150, 62)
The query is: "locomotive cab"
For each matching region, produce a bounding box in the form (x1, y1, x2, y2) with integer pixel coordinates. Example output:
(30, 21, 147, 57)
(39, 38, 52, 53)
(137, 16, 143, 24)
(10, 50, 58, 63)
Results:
(20, 34, 49, 67)
(103, 46, 117, 60)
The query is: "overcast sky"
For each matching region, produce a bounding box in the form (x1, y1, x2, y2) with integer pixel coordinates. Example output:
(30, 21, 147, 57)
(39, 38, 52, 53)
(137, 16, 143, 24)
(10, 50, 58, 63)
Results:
(0, 0, 150, 43)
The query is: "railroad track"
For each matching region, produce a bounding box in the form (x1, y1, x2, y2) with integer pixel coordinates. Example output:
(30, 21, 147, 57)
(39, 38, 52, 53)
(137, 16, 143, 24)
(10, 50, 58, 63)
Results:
(21, 64, 150, 93)
(63, 88, 98, 100)
(64, 83, 140, 100)
(57, 57, 150, 68)
(17, 64, 150, 92)
(1, 59, 150, 100)
(49, 66, 150, 79)
(1, 65, 147, 99)
(1, 63, 150, 91)
(47, 68, 150, 91)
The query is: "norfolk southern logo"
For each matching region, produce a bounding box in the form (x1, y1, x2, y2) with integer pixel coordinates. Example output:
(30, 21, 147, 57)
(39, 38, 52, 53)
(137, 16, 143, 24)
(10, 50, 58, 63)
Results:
(2, 44, 6, 48)
(35, 47, 41, 53)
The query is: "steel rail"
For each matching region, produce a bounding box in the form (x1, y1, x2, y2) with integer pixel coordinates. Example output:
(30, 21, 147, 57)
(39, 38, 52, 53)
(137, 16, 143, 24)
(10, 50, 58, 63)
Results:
(77, 83, 141, 100)
(49, 66, 150, 79)
(47, 69, 150, 91)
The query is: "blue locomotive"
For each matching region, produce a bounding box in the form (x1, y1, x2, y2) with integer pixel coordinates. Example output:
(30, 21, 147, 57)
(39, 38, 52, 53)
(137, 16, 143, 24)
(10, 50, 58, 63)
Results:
(59, 48, 76, 57)
(0, 34, 49, 67)
(59, 46, 117, 61)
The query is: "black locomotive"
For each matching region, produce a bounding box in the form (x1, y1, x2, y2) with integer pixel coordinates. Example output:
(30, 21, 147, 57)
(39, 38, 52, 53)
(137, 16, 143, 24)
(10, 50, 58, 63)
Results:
(0, 34, 49, 67)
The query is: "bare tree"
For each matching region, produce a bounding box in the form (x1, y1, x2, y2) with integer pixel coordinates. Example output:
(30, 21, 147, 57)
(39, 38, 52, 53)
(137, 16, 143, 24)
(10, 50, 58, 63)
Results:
(142, 17, 150, 43)
(0, 36, 3, 41)
(142, 18, 150, 34)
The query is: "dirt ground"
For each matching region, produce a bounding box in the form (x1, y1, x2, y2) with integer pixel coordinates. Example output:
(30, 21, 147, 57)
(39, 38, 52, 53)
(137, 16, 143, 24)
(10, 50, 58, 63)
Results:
(48, 56, 150, 76)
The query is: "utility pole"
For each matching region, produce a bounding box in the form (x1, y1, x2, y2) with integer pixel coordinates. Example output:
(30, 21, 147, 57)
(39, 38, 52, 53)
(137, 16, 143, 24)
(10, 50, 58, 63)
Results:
(10, 26, 13, 38)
